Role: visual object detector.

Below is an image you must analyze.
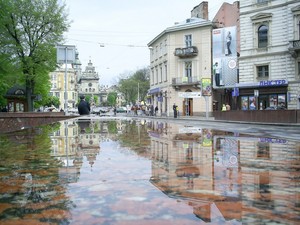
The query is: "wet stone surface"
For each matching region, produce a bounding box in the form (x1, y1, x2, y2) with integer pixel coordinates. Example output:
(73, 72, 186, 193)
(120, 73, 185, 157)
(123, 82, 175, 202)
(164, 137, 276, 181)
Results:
(0, 118, 299, 225)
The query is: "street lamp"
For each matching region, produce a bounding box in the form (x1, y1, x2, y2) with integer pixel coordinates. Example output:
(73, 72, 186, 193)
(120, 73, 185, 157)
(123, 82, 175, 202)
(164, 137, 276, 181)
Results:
(56, 45, 76, 114)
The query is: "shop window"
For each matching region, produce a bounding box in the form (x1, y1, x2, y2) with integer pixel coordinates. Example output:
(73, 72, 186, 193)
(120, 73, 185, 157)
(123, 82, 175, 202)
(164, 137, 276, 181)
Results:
(278, 94, 286, 108)
(258, 25, 268, 48)
(256, 142, 270, 159)
(241, 96, 249, 110)
(269, 94, 277, 107)
(257, 65, 269, 78)
(249, 96, 257, 110)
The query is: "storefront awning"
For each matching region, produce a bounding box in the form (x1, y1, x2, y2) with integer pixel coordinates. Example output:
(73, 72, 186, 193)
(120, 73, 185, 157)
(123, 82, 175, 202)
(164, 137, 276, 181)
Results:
(148, 87, 161, 94)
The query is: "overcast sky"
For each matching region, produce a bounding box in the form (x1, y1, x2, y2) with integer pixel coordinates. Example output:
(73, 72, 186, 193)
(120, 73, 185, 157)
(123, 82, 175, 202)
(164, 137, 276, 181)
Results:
(64, 0, 236, 86)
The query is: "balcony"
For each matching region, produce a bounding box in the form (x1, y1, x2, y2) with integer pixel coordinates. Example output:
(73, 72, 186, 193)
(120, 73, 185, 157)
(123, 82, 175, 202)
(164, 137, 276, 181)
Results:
(174, 46, 198, 58)
(288, 40, 300, 58)
(172, 76, 200, 89)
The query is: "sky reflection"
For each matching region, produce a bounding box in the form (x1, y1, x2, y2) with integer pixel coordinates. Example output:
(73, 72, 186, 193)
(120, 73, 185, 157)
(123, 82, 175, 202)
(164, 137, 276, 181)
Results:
(0, 118, 299, 225)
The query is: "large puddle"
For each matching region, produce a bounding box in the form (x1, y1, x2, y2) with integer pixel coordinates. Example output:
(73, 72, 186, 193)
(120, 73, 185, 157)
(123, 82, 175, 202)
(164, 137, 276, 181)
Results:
(0, 118, 299, 225)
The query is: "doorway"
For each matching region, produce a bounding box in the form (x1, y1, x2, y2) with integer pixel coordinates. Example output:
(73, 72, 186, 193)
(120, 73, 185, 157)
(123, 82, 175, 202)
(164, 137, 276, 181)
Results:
(182, 98, 193, 116)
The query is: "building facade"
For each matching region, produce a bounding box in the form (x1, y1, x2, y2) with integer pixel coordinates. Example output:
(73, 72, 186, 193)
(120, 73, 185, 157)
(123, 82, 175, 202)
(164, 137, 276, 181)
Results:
(148, 2, 212, 117)
(49, 63, 78, 111)
(78, 59, 100, 106)
(239, 0, 300, 110)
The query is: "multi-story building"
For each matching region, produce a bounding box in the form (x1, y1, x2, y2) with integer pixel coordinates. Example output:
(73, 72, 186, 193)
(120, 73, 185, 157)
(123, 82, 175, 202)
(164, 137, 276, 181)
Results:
(49, 63, 78, 111)
(239, 0, 300, 110)
(212, 1, 240, 110)
(148, 2, 212, 117)
(78, 59, 100, 106)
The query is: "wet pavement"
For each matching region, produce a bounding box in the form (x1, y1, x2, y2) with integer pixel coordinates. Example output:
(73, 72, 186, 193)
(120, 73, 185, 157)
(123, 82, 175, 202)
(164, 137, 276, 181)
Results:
(0, 116, 299, 225)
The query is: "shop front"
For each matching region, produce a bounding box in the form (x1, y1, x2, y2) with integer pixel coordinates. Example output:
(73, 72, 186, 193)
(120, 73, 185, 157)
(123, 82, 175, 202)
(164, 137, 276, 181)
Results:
(235, 79, 288, 110)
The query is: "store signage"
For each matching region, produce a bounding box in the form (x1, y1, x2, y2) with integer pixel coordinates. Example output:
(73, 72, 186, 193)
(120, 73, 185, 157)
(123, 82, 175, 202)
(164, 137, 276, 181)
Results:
(236, 79, 288, 88)
(178, 92, 202, 98)
(179, 127, 202, 133)
(259, 80, 287, 86)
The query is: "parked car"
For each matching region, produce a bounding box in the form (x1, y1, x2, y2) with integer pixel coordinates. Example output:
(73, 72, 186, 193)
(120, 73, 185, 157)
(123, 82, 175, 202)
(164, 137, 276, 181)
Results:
(91, 107, 101, 115)
(91, 107, 110, 115)
(116, 107, 127, 113)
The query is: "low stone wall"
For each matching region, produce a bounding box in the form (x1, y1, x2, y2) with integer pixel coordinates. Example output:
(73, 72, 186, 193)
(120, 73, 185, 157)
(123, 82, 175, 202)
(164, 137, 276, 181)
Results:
(0, 112, 78, 133)
(213, 110, 300, 124)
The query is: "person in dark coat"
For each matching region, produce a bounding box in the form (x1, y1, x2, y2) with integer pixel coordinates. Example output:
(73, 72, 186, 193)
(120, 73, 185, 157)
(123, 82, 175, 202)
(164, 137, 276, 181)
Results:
(154, 106, 158, 116)
(78, 95, 90, 115)
(173, 103, 177, 118)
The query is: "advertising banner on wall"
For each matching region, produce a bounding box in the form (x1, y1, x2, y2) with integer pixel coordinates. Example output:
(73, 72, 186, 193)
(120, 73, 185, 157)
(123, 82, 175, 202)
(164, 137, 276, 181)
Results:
(201, 78, 212, 96)
(212, 26, 238, 88)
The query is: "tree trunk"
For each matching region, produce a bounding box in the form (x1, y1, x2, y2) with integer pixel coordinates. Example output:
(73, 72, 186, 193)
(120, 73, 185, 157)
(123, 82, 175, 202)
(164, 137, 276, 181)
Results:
(26, 80, 33, 112)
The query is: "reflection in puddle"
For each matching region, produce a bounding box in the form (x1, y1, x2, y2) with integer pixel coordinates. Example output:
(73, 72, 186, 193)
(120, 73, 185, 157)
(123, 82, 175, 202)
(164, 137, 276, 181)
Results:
(0, 118, 299, 224)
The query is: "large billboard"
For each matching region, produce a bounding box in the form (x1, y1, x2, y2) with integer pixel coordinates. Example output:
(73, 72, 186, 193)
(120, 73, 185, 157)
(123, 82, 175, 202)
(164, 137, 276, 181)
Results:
(212, 26, 238, 88)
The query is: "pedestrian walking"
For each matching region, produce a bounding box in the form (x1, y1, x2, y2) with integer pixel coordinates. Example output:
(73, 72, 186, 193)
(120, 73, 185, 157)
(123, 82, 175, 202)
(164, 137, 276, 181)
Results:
(78, 95, 90, 115)
(155, 106, 158, 116)
(173, 103, 177, 118)
(150, 105, 154, 116)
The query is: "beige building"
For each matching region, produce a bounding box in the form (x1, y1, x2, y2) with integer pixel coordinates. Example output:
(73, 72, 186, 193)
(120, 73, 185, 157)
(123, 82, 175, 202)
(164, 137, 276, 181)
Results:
(148, 2, 212, 117)
(49, 63, 78, 111)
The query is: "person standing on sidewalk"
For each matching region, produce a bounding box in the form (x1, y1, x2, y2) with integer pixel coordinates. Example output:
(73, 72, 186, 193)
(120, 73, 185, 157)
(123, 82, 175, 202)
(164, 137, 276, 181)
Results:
(173, 103, 177, 118)
(155, 106, 158, 116)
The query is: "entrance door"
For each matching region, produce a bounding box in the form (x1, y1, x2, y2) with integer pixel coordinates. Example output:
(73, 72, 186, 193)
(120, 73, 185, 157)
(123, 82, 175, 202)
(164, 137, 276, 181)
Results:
(259, 95, 268, 110)
(182, 98, 193, 116)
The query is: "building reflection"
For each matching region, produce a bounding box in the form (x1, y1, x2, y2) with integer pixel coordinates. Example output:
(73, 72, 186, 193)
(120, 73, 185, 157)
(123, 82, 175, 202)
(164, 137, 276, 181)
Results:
(148, 121, 299, 224)
(49, 119, 105, 182)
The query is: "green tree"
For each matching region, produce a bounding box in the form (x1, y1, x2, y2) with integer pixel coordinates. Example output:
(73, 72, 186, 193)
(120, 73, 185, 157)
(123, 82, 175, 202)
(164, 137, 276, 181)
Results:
(43, 95, 60, 108)
(117, 68, 150, 105)
(0, 53, 22, 107)
(0, 0, 70, 111)
(107, 92, 117, 106)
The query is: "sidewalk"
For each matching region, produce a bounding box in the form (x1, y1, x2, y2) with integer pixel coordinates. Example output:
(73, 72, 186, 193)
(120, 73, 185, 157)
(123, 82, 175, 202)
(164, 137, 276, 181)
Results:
(76, 113, 300, 127)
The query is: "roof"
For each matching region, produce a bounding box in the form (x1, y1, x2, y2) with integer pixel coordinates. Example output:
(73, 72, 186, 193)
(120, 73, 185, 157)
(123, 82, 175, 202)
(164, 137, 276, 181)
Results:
(6, 85, 26, 96)
(148, 17, 212, 46)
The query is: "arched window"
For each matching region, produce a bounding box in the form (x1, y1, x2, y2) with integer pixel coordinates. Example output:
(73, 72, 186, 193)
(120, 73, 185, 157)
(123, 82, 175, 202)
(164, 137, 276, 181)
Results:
(258, 25, 268, 48)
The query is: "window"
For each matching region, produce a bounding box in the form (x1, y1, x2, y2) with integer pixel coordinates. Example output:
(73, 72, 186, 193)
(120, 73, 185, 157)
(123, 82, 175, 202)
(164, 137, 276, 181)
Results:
(257, 65, 269, 78)
(151, 69, 154, 85)
(298, 18, 300, 39)
(185, 62, 192, 78)
(257, 0, 268, 3)
(164, 64, 168, 82)
(160, 66, 163, 83)
(258, 25, 268, 48)
(185, 35, 192, 47)
(155, 67, 158, 84)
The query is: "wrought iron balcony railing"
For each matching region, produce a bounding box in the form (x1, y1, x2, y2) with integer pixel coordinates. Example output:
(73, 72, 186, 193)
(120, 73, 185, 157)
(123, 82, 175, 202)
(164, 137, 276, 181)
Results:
(288, 40, 300, 58)
(174, 46, 198, 58)
(172, 76, 200, 87)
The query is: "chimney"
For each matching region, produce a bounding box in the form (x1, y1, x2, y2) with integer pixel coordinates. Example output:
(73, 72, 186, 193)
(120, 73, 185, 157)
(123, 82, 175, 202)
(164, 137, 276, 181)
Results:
(191, 1, 208, 20)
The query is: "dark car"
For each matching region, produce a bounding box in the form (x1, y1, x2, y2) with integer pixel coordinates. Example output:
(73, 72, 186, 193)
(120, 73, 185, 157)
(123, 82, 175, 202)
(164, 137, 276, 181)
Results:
(116, 107, 127, 113)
